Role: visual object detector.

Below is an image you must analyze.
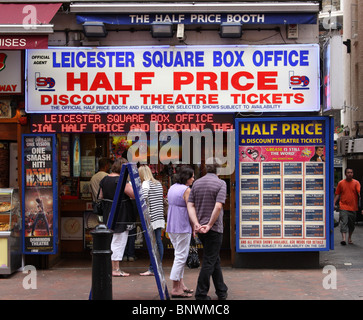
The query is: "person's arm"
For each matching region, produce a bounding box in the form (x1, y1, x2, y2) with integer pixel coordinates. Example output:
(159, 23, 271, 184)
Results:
(141, 180, 150, 203)
(124, 182, 135, 199)
(198, 202, 223, 234)
(334, 182, 341, 210)
(183, 187, 191, 205)
(334, 193, 339, 210)
(187, 202, 201, 237)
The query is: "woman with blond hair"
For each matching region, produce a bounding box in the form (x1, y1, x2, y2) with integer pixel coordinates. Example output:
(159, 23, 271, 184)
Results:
(138, 165, 165, 276)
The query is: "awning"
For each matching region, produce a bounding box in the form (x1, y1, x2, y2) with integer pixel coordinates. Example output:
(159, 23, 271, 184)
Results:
(0, 3, 61, 34)
(72, 2, 318, 26)
(77, 13, 317, 26)
(70, 2, 320, 14)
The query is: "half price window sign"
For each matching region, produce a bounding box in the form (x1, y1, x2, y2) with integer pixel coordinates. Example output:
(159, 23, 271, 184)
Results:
(26, 45, 320, 113)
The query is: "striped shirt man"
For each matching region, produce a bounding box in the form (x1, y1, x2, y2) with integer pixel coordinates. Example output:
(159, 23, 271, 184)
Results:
(188, 173, 227, 233)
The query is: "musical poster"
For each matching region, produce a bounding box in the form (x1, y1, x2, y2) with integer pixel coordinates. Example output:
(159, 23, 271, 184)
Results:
(22, 134, 58, 254)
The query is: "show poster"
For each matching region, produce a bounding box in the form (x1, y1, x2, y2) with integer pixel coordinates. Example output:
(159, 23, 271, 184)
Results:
(22, 134, 58, 254)
(235, 117, 333, 252)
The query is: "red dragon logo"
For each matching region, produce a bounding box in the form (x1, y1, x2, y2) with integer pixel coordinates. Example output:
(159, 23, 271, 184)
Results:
(0, 53, 7, 72)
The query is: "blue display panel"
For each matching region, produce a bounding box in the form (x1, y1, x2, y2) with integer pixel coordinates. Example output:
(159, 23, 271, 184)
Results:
(235, 117, 334, 252)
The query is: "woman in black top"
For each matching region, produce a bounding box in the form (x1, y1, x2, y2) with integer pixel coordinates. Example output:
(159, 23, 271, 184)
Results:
(99, 158, 135, 277)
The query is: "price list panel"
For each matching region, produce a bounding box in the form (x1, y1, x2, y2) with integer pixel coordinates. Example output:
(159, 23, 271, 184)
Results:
(236, 118, 332, 252)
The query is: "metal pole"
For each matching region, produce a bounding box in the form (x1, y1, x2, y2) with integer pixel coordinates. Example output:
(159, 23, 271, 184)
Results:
(91, 224, 113, 300)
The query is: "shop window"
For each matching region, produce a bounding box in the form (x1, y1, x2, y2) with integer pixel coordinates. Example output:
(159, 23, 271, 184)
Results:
(60, 133, 108, 200)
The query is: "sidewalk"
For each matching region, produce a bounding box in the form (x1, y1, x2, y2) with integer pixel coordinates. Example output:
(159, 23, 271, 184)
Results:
(1, 224, 363, 300)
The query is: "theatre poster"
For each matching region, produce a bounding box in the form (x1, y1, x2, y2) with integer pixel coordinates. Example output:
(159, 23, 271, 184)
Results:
(235, 117, 334, 252)
(22, 134, 58, 254)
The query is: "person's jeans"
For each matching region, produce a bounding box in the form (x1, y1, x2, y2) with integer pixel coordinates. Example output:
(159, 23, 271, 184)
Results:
(149, 227, 164, 273)
(195, 230, 228, 299)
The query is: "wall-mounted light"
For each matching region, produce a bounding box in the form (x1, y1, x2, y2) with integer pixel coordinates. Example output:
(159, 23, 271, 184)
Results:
(82, 21, 108, 37)
(219, 22, 243, 38)
(151, 22, 173, 38)
(176, 24, 185, 40)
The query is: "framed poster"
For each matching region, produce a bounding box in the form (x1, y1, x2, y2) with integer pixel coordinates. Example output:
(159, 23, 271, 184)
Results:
(61, 217, 83, 240)
(22, 134, 58, 254)
(235, 117, 334, 252)
(0, 99, 11, 118)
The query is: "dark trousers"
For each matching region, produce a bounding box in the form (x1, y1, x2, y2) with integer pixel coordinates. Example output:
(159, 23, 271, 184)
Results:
(195, 230, 228, 299)
(125, 227, 136, 258)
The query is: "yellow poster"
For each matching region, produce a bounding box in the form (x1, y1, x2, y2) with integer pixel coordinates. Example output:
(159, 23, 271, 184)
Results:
(0, 238, 8, 268)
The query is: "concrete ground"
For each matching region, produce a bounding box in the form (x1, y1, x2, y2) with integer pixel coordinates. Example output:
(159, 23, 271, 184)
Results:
(1, 222, 363, 301)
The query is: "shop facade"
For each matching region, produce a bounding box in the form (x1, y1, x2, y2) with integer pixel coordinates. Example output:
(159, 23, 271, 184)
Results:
(1, 0, 330, 270)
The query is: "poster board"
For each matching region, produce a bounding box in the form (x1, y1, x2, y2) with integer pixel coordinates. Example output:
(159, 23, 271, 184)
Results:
(235, 117, 334, 252)
(22, 134, 58, 254)
(106, 163, 169, 300)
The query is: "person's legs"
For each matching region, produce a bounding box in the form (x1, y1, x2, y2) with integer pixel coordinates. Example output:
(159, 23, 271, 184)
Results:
(125, 227, 136, 260)
(148, 228, 164, 273)
(339, 210, 349, 244)
(195, 231, 227, 300)
(141, 227, 164, 275)
(111, 231, 130, 276)
(347, 211, 356, 243)
(154, 227, 164, 261)
(169, 233, 192, 296)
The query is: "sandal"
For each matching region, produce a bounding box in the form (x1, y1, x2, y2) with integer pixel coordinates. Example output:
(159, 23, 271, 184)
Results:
(140, 270, 154, 276)
(183, 288, 194, 294)
(112, 269, 130, 277)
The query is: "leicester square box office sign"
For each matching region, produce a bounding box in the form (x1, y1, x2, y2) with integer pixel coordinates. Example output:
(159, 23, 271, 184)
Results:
(22, 134, 58, 254)
(25, 44, 320, 114)
(235, 117, 334, 252)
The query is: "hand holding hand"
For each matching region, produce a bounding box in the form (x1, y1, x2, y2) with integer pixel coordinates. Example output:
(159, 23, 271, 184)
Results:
(193, 223, 202, 237)
(197, 224, 211, 234)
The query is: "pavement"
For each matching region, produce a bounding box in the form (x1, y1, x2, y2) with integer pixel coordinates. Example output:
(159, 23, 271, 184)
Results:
(2, 222, 363, 302)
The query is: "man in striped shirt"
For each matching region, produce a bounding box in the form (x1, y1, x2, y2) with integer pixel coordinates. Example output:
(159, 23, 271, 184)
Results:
(187, 159, 228, 300)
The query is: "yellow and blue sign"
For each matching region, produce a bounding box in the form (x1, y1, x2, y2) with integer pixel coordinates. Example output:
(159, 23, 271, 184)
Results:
(235, 117, 334, 252)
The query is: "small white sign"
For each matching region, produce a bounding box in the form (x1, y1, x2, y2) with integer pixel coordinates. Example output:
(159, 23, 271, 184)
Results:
(0, 50, 22, 94)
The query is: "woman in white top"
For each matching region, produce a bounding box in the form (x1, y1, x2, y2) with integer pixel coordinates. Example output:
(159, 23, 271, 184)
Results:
(138, 165, 165, 276)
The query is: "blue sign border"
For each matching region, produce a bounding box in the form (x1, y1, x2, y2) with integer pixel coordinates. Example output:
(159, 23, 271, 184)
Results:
(235, 116, 334, 252)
